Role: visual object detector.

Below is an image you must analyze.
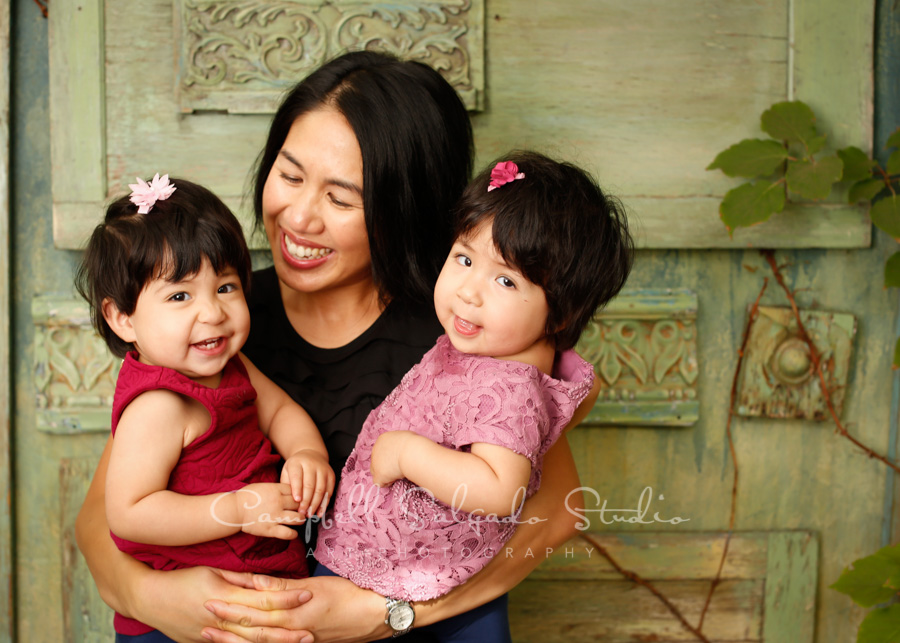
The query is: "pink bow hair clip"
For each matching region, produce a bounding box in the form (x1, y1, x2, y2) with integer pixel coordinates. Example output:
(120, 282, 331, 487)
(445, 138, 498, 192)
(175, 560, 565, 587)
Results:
(129, 173, 176, 214)
(487, 161, 525, 192)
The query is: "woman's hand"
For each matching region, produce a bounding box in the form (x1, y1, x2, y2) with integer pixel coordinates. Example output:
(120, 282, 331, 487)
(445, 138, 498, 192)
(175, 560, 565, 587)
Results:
(129, 566, 311, 643)
(203, 573, 387, 643)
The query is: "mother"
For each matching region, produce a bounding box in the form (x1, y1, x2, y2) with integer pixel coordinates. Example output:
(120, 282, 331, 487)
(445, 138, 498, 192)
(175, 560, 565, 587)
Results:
(76, 51, 592, 643)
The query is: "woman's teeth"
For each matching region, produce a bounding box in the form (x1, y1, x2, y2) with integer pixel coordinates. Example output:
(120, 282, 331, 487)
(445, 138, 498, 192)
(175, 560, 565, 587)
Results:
(285, 236, 333, 260)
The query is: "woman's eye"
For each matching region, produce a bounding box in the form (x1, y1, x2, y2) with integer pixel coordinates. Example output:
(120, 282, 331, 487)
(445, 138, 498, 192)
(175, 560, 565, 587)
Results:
(329, 194, 349, 208)
(168, 292, 190, 302)
(280, 172, 302, 185)
(218, 283, 238, 294)
(455, 254, 472, 267)
(497, 276, 516, 289)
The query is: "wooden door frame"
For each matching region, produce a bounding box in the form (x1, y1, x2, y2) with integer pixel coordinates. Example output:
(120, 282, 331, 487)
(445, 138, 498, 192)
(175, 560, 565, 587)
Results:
(0, 1, 13, 640)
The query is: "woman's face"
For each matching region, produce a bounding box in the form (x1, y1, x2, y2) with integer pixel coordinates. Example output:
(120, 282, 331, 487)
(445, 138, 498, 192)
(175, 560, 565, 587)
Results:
(262, 107, 371, 298)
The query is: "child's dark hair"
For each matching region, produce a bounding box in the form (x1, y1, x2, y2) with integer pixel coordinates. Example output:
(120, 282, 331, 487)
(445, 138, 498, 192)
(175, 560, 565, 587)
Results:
(75, 177, 252, 358)
(454, 151, 634, 351)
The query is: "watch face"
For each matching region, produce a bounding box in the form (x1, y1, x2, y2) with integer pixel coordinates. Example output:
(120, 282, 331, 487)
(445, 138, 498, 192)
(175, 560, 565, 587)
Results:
(389, 604, 414, 630)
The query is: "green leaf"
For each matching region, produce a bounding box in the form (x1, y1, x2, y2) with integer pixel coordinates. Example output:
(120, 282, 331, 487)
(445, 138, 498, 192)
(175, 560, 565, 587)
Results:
(838, 146, 876, 182)
(858, 605, 900, 643)
(885, 252, 900, 288)
(887, 128, 900, 150)
(786, 156, 844, 200)
(872, 196, 900, 240)
(895, 337, 900, 369)
(807, 134, 828, 156)
(761, 101, 818, 147)
(719, 180, 786, 235)
(831, 548, 900, 607)
(707, 139, 789, 178)
(888, 150, 900, 176)
(850, 178, 887, 203)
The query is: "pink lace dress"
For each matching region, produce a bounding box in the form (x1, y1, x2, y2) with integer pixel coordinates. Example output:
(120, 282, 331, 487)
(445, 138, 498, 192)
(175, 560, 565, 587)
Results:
(315, 334, 593, 600)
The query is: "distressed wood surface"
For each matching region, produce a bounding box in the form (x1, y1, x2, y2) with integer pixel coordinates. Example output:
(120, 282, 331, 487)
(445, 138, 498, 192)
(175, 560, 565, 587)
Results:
(60, 458, 115, 641)
(0, 1, 11, 640)
(51, 0, 873, 249)
(19, 1, 891, 641)
(509, 531, 816, 642)
(47, 0, 106, 219)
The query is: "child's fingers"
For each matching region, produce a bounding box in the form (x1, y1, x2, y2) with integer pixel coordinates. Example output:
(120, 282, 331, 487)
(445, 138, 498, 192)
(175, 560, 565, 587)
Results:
(306, 468, 330, 517)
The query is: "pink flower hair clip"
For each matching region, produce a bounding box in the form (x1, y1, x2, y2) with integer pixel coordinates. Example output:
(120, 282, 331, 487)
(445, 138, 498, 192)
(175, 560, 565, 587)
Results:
(487, 161, 525, 192)
(128, 173, 176, 214)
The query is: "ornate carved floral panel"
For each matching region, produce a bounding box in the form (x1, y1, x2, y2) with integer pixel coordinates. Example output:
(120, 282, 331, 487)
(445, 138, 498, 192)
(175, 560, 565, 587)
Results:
(175, 0, 485, 113)
(33, 290, 698, 432)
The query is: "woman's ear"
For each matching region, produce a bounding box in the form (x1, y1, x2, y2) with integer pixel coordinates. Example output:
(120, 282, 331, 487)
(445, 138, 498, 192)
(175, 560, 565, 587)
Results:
(101, 298, 137, 344)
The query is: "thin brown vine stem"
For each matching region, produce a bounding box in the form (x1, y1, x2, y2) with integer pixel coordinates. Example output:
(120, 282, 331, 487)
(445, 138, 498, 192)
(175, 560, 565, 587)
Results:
(32, 0, 48, 18)
(579, 533, 711, 643)
(761, 250, 900, 474)
(697, 275, 769, 630)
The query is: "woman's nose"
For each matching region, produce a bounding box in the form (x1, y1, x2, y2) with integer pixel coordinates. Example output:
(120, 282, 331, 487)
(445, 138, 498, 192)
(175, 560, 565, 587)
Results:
(287, 191, 325, 235)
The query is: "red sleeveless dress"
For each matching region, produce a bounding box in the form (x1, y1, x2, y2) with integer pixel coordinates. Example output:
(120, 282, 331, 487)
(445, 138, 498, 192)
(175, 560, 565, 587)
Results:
(110, 353, 308, 635)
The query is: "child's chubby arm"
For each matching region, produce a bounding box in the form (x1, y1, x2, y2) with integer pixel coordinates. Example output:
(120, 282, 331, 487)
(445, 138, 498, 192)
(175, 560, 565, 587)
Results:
(106, 388, 303, 545)
(238, 353, 334, 519)
(371, 432, 531, 517)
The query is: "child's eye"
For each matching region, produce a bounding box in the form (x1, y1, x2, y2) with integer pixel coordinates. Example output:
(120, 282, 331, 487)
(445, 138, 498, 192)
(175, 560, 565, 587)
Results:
(168, 292, 190, 302)
(218, 283, 238, 294)
(496, 276, 517, 289)
(455, 254, 472, 267)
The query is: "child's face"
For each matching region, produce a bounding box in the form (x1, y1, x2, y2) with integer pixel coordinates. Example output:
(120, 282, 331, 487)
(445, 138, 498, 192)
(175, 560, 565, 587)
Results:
(110, 258, 250, 387)
(434, 223, 552, 368)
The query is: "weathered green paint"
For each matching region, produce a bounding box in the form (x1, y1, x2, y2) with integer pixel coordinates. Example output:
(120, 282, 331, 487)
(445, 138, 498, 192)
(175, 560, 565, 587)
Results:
(509, 531, 815, 641)
(49, 0, 874, 250)
(0, 2, 11, 640)
(47, 0, 105, 217)
(174, 0, 485, 113)
(31, 297, 120, 434)
(10, 1, 896, 640)
(763, 531, 818, 643)
(736, 307, 856, 420)
(60, 458, 115, 642)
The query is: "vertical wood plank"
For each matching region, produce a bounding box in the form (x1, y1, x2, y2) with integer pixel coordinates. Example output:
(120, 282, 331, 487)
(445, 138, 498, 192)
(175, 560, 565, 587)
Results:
(47, 0, 106, 238)
(0, 0, 12, 639)
(60, 458, 114, 642)
(762, 531, 818, 643)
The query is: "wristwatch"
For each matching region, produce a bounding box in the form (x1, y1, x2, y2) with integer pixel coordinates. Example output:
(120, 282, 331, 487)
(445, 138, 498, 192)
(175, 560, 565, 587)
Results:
(384, 597, 415, 637)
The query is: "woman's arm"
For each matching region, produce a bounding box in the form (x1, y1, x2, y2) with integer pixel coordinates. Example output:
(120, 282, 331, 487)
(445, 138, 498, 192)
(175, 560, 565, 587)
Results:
(77, 437, 316, 642)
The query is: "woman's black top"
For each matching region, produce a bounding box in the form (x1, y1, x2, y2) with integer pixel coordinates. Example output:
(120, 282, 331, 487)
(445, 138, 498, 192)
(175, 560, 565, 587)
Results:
(242, 267, 443, 477)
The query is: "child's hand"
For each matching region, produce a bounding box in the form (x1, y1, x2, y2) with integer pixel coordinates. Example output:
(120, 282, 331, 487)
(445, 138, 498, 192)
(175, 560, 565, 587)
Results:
(231, 482, 303, 540)
(281, 450, 335, 519)
(370, 431, 414, 487)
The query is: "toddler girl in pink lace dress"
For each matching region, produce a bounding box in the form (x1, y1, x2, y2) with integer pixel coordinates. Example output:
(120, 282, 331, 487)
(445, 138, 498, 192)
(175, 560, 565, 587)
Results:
(314, 151, 633, 641)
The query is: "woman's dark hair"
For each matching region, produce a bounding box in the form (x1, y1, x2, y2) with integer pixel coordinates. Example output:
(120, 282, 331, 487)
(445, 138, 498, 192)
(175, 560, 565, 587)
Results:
(455, 151, 634, 351)
(75, 178, 252, 358)
(252, 50, 474, 308)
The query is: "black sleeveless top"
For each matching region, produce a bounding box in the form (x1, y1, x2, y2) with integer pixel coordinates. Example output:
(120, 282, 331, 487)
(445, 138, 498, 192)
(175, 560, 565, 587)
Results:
(243, 267, 443, 476)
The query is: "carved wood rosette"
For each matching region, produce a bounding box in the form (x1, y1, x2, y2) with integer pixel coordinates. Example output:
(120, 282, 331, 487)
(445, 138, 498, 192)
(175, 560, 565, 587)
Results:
(175, 0, 485, 113)
(735, 307, 856, 420)
(576, 289, 699, 427)
(32, 297, 120, 434)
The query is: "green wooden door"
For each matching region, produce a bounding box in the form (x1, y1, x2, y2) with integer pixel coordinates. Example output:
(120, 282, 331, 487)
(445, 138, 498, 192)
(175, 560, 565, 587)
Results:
(7, 1, 897, 640)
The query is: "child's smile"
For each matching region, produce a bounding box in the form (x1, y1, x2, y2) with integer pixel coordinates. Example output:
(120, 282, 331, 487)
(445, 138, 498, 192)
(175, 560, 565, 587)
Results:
(433, 223, 554, 373)
(110, 259, 250, 387)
